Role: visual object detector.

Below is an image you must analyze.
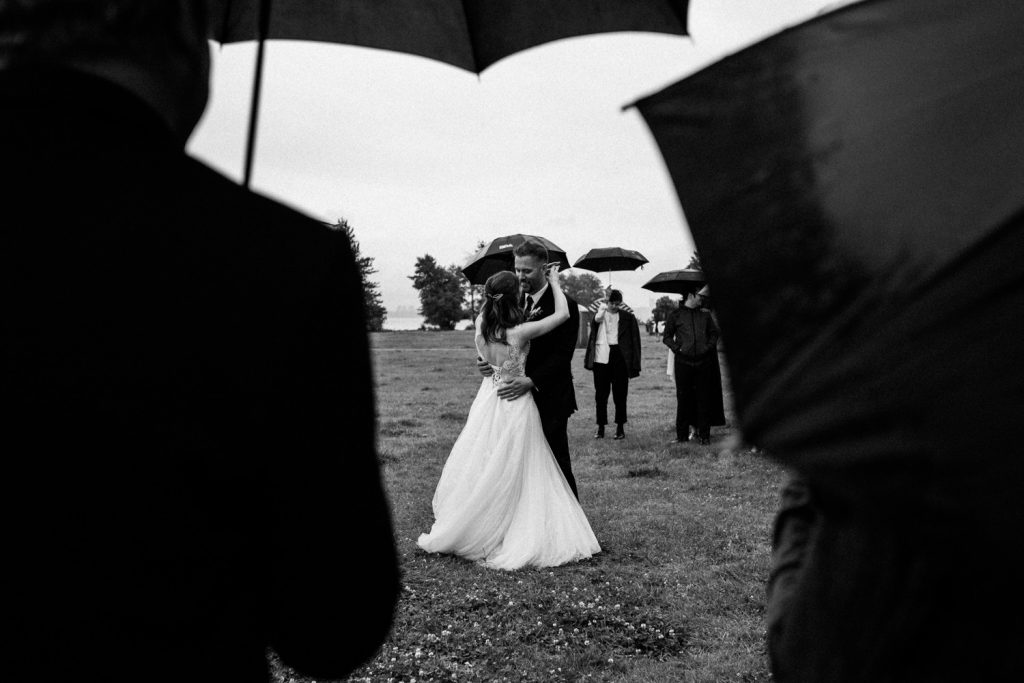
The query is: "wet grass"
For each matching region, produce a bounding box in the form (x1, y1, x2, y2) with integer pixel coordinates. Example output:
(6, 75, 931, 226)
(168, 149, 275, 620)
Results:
(273, 332, 783, 682)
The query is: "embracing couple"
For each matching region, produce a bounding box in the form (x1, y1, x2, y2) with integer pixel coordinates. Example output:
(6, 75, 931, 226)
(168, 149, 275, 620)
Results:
(417, 239, 601, 570)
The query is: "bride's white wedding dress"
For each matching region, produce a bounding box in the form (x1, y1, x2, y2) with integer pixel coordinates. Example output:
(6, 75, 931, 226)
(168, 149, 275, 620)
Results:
(417, 331, 601, 570)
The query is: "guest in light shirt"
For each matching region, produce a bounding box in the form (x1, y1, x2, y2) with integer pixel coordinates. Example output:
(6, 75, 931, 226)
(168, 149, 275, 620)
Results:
(584, 290, 642, 439)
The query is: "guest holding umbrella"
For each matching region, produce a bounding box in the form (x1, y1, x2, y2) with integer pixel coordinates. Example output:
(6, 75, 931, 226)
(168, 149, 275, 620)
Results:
(584, 289, 641, 439)
(663, 285, 722, 445)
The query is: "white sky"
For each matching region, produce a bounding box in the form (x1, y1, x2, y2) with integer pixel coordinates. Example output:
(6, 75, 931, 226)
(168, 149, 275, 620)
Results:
(188, 0, 847, 316)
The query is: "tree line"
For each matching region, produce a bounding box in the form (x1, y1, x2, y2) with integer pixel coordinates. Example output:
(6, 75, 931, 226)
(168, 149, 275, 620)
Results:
(332, 217, 701, 332)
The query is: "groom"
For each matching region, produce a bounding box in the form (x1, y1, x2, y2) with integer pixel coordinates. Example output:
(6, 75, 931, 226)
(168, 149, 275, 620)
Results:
(478, 239, 581, 498)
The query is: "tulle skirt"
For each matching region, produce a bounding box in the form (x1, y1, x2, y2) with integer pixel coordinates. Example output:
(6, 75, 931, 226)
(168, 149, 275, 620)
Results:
(417, 378, 600, 570)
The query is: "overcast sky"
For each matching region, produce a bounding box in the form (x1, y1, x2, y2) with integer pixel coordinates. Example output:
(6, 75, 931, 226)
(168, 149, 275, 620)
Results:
(189, 0, 848, 317)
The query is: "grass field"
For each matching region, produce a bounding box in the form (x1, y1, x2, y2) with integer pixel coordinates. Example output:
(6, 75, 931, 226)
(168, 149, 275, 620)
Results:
(275, 331, 785, 682)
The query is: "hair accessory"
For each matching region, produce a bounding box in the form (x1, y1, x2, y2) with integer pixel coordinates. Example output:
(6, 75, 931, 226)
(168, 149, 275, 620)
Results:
(487, 292, 504, 301)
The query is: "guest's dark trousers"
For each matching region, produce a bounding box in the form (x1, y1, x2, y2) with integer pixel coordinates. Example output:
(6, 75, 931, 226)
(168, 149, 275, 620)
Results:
(539, 411, 578, 500)
(674, 355, 714, 440)
(593, 346, 629, 426)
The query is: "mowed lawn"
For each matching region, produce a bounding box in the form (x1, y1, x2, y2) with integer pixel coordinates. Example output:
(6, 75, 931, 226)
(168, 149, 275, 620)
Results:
(275, 331, 785, 683)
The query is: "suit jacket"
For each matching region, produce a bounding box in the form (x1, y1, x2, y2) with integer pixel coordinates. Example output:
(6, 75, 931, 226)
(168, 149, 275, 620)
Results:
(524, 287, 579, 419)
(2, 67, 399, 683)
(583, 308, 642, 378)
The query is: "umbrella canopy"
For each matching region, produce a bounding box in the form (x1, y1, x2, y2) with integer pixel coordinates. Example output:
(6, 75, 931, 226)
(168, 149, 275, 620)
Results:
(632, 0, 1024, 677)
(640, 269, 705, 295)
(208, 0, 690, 73)
(461, 234, 570, 285)
(573, 247, 649, 274)
(206, 0, 691, 186)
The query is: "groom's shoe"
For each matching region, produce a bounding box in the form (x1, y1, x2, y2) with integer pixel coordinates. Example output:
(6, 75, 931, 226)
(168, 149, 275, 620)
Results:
(595, 425, 605, 439)
(614, 425, 625, 440)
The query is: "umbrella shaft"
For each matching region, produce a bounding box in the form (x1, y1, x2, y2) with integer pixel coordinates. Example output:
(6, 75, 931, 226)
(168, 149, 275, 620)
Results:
(243, 0, 272, 188)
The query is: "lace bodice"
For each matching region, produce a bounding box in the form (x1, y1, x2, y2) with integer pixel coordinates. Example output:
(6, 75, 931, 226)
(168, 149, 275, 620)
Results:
(479, 336, 530, 385)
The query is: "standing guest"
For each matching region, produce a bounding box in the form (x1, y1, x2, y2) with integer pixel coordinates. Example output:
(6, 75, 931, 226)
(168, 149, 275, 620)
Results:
(1, 2, 399, 682)
(663, 289, 722, 445)
(584, 290, 642, 439)
(697, 285, 727, 432)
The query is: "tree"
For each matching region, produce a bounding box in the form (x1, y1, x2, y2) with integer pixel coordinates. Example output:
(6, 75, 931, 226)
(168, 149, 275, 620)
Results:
(559, 271, 606, 307)
(329, 218, 387, 331)
(652, 295, 678, 323)
(686, 249, 702, 271)
(410, 255, 466, 330)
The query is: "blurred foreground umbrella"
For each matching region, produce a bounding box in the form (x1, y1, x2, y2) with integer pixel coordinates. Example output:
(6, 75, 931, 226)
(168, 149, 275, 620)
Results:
(461, 234, 570, 285)
(631, 0, 1024, 679)
(573, 246, 648, 286)
(206, 0, 691, 186)
(640, 268, 704, 295)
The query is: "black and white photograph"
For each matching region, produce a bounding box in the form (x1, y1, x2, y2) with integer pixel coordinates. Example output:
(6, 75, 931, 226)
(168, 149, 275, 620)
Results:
(4, 0, 1022, 681)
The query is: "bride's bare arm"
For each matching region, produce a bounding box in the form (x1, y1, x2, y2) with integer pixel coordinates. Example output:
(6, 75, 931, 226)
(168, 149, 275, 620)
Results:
(475, 311, 493, 376)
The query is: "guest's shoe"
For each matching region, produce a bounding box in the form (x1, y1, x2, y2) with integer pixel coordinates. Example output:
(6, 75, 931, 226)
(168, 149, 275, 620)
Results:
(595, 425, 605, 439)
(613, 425, 625, 440)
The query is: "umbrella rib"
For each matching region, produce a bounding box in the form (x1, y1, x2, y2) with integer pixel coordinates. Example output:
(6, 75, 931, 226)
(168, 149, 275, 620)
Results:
(217, 0, 234, 43)
(458, 1, 484, 74)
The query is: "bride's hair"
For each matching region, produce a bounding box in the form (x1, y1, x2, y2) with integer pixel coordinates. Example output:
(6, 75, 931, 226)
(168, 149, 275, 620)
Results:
(481, 270, 524, 344)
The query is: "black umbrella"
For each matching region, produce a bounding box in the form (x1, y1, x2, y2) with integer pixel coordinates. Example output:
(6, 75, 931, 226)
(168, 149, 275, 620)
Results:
(573, 247, 649, 286)
(640, 269, 705, 295)
(206, 0, 691, 187)
(631, 0, 1024, 677)
(461, 234, 570, 285)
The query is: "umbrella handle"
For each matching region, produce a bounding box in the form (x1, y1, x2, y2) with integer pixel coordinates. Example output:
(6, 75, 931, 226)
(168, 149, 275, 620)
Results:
(242, 0, 272, 188)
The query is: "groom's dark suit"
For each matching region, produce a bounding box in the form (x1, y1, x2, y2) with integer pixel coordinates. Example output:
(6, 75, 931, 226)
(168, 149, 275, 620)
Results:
(524, 286, 581, 498)
(2, 67, 399, 683)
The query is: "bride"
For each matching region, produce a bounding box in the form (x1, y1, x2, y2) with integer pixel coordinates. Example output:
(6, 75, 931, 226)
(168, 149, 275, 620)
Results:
(417, 265, 601, 570)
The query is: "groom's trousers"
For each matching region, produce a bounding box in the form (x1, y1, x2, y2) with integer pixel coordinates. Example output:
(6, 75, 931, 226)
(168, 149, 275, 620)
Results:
(539, 412, 578, 500)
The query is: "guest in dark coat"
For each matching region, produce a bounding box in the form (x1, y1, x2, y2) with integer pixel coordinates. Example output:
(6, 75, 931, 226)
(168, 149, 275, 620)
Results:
(584, 290, 642, 439)
(663, 289, 722, 444)
(1, 3, 399, 682)
(697, 285, 727, 430)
